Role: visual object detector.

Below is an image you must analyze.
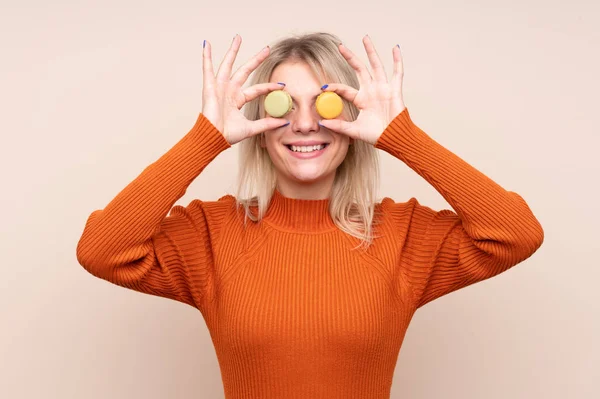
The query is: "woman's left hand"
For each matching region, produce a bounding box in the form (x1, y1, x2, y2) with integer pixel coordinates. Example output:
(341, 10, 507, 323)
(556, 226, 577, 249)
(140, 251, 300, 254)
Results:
(318, 35, 405, 145)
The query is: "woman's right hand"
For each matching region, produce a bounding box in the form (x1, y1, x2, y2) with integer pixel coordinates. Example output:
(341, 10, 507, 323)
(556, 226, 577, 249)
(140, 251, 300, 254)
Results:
(201, 35, 289, 145)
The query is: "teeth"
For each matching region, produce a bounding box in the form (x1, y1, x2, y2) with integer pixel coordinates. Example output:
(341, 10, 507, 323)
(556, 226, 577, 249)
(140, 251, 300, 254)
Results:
(290, 144, 326, 153)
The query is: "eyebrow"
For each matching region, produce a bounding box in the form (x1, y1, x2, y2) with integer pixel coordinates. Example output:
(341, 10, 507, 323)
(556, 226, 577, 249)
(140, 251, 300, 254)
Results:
(288, 93, 320, 102)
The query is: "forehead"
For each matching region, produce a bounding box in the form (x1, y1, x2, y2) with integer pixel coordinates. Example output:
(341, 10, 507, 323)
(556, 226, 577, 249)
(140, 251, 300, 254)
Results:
(270, 61, 323, 96)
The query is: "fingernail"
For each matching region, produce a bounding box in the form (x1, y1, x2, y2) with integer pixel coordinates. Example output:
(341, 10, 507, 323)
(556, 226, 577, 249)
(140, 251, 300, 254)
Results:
(203, 39, 206, 48)
(283, 121, 290, 126)
(396, 44, 400, 49)
(321, 84, 328, 90)
(318, 121, 324, 126)
(277, 82, 286, 86)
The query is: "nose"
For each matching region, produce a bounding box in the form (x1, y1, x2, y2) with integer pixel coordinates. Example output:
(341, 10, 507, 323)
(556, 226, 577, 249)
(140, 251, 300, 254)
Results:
(290, 104, 320, 135)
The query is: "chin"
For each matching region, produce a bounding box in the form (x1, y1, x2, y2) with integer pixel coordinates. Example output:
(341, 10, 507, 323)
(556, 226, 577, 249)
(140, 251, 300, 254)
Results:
(284, 165, 332, 182)
(289, 171, 326, 183)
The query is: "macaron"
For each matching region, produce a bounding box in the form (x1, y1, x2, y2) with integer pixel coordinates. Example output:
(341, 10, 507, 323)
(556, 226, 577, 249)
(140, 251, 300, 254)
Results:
(316, 91, 343, 119)
(264, 90, 292, 118)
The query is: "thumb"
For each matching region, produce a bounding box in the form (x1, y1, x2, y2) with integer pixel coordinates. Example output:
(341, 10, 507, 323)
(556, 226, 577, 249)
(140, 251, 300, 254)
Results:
(319, 119, 357, 139)
(247, 118, 289, 137)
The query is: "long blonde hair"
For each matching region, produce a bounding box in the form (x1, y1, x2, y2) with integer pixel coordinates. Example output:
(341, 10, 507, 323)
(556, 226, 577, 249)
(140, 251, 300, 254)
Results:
(235, 32, 382, 249)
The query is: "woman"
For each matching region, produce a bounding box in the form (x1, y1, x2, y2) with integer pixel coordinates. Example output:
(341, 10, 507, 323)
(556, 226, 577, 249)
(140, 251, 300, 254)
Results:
(76, 32, 544, 398)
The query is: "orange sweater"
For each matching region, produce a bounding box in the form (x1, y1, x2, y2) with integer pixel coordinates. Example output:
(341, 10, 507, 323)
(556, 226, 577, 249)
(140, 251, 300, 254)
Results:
(76, 108, 544, 399)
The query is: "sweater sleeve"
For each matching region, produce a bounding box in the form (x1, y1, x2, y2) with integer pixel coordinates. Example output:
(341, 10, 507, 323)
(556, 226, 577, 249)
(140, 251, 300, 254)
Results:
(375, 108, 544, 309)
(76, 113, 232, 309)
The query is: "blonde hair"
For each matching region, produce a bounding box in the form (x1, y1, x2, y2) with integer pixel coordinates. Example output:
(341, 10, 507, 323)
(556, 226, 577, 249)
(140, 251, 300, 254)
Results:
(235, 32, 383, 249)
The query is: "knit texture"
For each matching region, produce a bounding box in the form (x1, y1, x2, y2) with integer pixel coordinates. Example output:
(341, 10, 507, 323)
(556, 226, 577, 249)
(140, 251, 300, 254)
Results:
(76, 108, 544, 399)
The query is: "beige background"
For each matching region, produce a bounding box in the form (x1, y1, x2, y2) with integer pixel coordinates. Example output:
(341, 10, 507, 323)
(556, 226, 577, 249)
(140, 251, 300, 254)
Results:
(1, 0, 598, 397)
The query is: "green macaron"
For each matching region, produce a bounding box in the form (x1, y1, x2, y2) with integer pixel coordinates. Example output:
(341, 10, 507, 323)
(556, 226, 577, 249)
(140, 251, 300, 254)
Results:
(264, 90, 293, 118)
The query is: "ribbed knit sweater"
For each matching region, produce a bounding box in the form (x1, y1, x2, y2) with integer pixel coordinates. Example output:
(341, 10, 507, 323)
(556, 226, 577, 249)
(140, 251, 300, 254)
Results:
(76, 108, 544, 399)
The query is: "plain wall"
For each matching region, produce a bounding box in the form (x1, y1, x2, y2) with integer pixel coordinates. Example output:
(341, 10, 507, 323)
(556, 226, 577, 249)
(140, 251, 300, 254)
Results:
(1, 0, 598, 397)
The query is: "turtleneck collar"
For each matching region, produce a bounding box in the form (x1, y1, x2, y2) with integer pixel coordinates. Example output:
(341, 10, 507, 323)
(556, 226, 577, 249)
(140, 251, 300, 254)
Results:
(262, 188, 337, 233)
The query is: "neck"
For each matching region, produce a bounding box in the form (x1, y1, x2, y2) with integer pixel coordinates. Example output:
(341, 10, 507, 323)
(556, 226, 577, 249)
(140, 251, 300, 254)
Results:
(275, 173, 335, 200)
(262, 188, 337, 232)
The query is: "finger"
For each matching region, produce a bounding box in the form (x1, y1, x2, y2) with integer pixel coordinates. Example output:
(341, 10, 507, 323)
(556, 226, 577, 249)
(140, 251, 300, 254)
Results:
(390, 44, 404, 93)
(319, 118, 358, 138)
(231, 45, 271, 86)
(216, 34, 242, 82)
(246, 117, 289, 137)
(202, 40, 216, 90)
(320, 83, 359, 103)
(363, 35, 387, 82)
(338, 43, 372, 84)
(238, 82, 285, 108)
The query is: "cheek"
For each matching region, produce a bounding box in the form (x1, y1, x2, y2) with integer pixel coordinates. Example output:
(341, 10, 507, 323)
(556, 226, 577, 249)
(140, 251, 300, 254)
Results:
(264, 140, 285, 164)
(262, 131, 279, 151)
(331, 136, 351, 158)
(332, 145, 350, 166)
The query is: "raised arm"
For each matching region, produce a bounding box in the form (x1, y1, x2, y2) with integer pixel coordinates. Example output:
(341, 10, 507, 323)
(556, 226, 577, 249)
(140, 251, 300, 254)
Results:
(76, 35, 290, 309)
(76, 114, 231, 308)
(377, 109, 544, 309)
(316, 35, 543, 309)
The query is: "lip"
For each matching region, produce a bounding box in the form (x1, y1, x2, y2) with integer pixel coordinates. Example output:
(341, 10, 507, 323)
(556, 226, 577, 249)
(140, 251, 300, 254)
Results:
(284, 143, 329, 159)
(284, 140, 330, 146)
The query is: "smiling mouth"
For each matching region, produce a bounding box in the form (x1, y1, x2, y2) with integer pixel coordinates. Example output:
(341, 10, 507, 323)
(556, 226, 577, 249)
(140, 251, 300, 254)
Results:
(284, 143, 330, 153)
